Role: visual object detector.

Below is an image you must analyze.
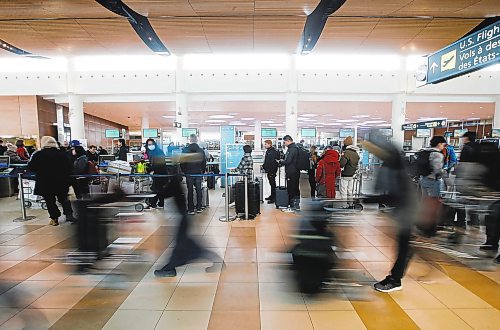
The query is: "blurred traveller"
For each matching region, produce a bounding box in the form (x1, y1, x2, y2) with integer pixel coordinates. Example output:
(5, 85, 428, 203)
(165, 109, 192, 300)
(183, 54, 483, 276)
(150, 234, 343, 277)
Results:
(280, 135, 301, 211)
(115, 138, 129, 161)
(364, 136, 417, 292)
(4, 143, 27, 164)
(145, 138, 168, 209)
(15, 139, 30, 160)
(236, 144, 253, 178)
(28, 136, 74, 226)
(418, 136, 446, 236)
(155, 152, 223, 277)
(315, 146, 341, 198)
(72, 145, 90, 199)
(86, 145, 99, 163)
(262, 140, 280, 203)
(181, 134, 206, 215)
(308, 146, 319, 198)
(339, 136, 360, 208)
(62, 141, 70, 150)
(167, 142, 176, 157)
(458, 131, 481, 227)
(0, 139, 6, 156)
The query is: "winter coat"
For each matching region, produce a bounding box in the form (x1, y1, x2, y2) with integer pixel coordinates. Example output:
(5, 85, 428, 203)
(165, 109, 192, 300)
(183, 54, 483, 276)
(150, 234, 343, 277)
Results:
(340, 146, 360, 177)
(28, 147, 71, 196)
(146, 145, 169, 193)
(73, 155, 89, 176)
(0, 145, 6, 156)
(263, 147, 280, 174)
(16, 147, 29, 160)
(115, 145, 129, 161)
(282, 143, 299, 177)
(237, 153, 253, 178)
(315, 150, 341, 198)
(181, 143, 206, 174)
(460, 142, 479, 163)
(86, 151, 99, 163)
(424, 148, 444, 180)
(5, 149, 27, 164)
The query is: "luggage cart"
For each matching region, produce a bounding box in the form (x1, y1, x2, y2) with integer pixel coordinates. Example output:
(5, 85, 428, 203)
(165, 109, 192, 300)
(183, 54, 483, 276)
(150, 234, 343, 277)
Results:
(321, 171, 364, 212)
(19, 178, 47, 210)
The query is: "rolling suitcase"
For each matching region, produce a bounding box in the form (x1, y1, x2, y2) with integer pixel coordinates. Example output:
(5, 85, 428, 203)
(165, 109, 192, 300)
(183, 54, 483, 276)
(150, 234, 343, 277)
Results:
(235, 181, 260, 216)
(255, 177, 264, 203)
(275, 168, 289, 209)
(207, 173, 216, 190)
(195, 185, 210, 208)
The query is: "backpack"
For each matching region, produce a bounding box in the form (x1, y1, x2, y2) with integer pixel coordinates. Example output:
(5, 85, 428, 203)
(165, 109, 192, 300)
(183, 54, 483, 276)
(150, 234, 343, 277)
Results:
(296, 146, 311, 171)
(87, 161, 98, 175)
(410, 149, 436, 177)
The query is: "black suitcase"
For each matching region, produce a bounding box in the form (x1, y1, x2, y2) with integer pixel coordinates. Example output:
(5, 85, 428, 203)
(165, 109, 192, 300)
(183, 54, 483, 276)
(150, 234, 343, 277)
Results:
(207, 173, 216, 190)
(275, 168, 289, 209)
(235, 181, 260, 216)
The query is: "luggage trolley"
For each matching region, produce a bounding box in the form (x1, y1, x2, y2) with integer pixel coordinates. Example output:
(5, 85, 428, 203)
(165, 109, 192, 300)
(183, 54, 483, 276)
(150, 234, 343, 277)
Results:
(19, 178, 47, 210)
(322, 171, 364, 212)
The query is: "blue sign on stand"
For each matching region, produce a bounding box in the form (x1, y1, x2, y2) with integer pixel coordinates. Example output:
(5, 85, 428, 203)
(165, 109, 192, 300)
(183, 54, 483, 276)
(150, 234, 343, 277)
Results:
(226, 144, 244, 170)
(220, 126, 236, 187)
(426, 20, 500, 84)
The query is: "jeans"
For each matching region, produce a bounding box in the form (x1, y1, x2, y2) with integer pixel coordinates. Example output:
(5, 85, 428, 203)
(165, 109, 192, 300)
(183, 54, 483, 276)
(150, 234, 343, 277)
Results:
(390, 228, 412, 281)
(339, 176, 355, 206)
(286, 172, 300, 208)
(419, 177, 441, 198)
(308, 169, 316, 198)
(186, 175, 203, 211)
(267, 172, 277, 200)
(43, 191, 73, 220)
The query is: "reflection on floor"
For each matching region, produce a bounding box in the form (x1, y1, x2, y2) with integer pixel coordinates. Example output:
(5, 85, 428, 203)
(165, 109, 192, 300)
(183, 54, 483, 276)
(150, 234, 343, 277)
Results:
(0, 191, 499, 330)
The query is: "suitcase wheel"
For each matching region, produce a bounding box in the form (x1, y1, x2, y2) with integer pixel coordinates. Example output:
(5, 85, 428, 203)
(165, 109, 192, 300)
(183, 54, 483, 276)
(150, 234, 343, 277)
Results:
(24, 201, 32, 208)
(354, 203, 363, 211)
(41, 202, 47, 210)
(135, 204, 144, 212)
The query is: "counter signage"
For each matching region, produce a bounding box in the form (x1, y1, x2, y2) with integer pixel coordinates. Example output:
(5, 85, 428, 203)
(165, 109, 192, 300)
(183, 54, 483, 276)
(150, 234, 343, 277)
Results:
(491, 128, 500, 138)
(425, 20, 500, 84)
(225, 144, 244, 170)
(402, 120, 447, 131)
(220, 126, 236, 176)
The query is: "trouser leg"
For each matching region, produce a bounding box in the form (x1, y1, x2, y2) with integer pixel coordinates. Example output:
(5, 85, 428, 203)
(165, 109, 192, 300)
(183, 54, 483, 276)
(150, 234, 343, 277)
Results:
(43, 194, 61, 220)
(186, 176, 195, 211)
(56, 191, 73, 218)
(268, 173, 276, 200)
(390, 229, 412, 281)
(194, 177, 203, 210)
(287, 173, 300, 208)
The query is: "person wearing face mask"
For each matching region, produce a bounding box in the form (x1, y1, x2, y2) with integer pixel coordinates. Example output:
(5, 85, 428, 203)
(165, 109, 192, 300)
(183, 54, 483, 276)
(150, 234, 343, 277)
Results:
(145, 139, 168, 209)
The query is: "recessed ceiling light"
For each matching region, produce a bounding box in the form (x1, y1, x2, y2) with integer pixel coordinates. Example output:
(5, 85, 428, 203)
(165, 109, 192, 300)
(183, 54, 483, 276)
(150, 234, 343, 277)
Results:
(352, 115, 370, 118)
(209, 114, 234, 119)
(479, 106, 483, 109)
(206, 119, 226, 123)
(301, 114, 318, 117)
(162, 115, 175, 118)
(261, 120, 274, 124)
(466, 117, 480, 120)
(241, 117, 256, 121)
(337, 119, 359, 123)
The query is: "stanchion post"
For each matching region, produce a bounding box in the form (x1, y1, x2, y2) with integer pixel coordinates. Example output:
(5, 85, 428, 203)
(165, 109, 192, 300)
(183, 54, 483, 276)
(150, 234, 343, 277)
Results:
(219, 173, 235, 222)
(13, 173, 36, 222)
(244, 174, 249, 220)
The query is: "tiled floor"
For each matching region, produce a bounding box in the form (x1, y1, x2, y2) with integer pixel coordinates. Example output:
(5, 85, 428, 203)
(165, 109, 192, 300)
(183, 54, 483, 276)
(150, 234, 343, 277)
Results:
(0, 189, 499, 329)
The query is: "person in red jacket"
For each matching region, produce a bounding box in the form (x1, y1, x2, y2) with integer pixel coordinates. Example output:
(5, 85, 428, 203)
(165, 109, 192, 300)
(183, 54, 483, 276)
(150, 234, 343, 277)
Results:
(315, 147, 341, 198)
(15, 139, 30, 161)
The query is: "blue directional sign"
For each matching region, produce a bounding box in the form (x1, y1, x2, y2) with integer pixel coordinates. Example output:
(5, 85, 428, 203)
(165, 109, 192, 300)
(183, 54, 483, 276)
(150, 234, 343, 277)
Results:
(426, 20, 500, 84)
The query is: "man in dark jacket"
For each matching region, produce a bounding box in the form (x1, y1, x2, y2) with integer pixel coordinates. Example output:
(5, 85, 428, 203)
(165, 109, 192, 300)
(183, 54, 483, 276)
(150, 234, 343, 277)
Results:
(86, 145, 99, 163)
(115, 139, 129, 161)
(28, 136, 74, 226)
(262, 140, 280, 203)
(0, 140, 6, 156)
(280, 135, 300, 210)
(339, 136, 360, 208)
(181, 134, 206, 215)
(145, 139, 168, 208)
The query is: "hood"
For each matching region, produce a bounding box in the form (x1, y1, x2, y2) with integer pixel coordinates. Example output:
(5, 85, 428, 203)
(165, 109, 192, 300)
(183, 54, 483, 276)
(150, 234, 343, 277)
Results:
(346, 145, 359, 152)
(41, 136, 58, 149)
(5, 143, 17, 152)
(323, 149, 339, 163)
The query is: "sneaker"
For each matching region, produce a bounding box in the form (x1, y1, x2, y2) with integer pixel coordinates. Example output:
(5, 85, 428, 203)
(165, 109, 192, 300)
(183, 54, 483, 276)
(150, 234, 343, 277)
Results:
(145, 205, 157, 210)
(281, 208, 295, 213)
(65, 215, 76, 223)
(373, 276, 402, 293)
(157, 205, 164, 209)
(196, 209, 203, 213)
(265, 196, 272, 201)
(479, 244, 499, 251)
(267, 200, 275, 204)
(188, 210, 195, 215)
(154, 268, 177, 277)
(494, 255, 500, 264)
(49, 218, 59, 226)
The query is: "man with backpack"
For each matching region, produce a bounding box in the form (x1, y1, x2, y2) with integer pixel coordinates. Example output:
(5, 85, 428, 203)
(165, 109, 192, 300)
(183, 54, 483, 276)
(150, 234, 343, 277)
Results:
(339, 136, 360, 208)
(416, 136, 446, 236)
(181, 134, 206, 215)
(280, 135, 301, 211)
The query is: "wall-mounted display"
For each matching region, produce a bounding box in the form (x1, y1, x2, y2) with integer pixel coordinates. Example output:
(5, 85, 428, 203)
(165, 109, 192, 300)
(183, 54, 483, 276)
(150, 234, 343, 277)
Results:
(143, 128, 159, 138)
(301, 128, 317, 138)
(492, 129, 500, 138)
(454, 129, 468, 138)
(339, 128, 354, 138)
(105, 129, 120, 138)
(182, 128, 198, 137)
(416, 128, 431, 138)
(261, 128, 277, 138)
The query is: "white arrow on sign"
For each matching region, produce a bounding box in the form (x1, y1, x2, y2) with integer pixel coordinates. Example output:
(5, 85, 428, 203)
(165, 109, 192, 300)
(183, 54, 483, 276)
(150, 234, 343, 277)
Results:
(430, 62, 438, 73)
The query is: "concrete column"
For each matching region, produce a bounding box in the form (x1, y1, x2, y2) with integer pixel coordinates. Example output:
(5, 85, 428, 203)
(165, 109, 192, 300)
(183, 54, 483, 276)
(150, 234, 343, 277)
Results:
(68, 94, 85, 140)
(285, 93, 298, 140)
(254, 120, 262, 150)
(141, 116, 149, 143)
(352, 124, 358, 146)
(175, 93, 188, 143)
(391, 93, 406, 149)
(56, 104, 65, 143)
(494, 96, 500, 129)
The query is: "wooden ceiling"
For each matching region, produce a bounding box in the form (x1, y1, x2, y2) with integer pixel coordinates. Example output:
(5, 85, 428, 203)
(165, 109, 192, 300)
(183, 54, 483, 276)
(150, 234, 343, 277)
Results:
(0, 1, 497, 56)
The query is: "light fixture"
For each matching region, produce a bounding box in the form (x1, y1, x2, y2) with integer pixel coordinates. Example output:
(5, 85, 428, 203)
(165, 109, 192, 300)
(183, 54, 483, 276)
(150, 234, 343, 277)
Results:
(261, 120, 274, 124)
(363, 120, 387, 124)
(241, 117, 256, 121)
(300, 114, 318, 117)
(352, 115, 370, 118)
(209, 114, 234, 119)
(162, 115, 176, 119)
(206, 119, 226, 123)
(336, 119, 359, 123)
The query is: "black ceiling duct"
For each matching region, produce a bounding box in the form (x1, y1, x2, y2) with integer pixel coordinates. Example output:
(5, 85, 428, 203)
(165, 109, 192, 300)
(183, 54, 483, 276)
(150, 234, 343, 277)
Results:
(0, 39, 48, 58)
(299, 0, 347, 55)
(95, 0, 170, 55)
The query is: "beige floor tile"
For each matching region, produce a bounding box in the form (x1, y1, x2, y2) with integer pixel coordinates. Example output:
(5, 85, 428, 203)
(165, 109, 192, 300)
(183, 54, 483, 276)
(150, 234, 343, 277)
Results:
(140, 263, 185, 283)
(256, 235, 286, 248)
(0, 246, 20, 257)
(257, 247, 292, 263)
(259, 282, 306, 311)
(257, 263, 293, 283)
(0, 308, 67, 330)
(0, 308, 19, 325)
(29, 281, 95, 309)
(203, 235, 229, 248)
(0, 280, 59, 308)
(227, 236, 256, 248)
(260, 311, 313, 330)
(0, 261, 21, 273)
(303, 292, 355, 311)
(224, 248, 257, 263)
(27, 262, 71, 281)
(350, 246, 390, 262)
(212, 283, 259, 311)
(156, 311, 211, 330)
(219, 262, 258, 282)
(103, 310, 163, 330)
(421, 281, 492, 309)
(309, 311, 367, 330)
(453, 308, 500, 329)
(119, 282, 177, 310)
(389, 281, 447, 310)
(208, 311, 260, 330)
(180, 263, 222, 283)
(406, 309, 472, 330)
(165, 282, 218, 311)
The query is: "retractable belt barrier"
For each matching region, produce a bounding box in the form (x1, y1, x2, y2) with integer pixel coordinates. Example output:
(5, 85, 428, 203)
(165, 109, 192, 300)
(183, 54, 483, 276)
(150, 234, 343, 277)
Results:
(1, 171, 246, 224)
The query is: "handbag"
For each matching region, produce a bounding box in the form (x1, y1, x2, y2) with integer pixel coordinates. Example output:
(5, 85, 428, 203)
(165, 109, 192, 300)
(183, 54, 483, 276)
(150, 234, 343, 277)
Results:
(316, 164, 326, 197)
